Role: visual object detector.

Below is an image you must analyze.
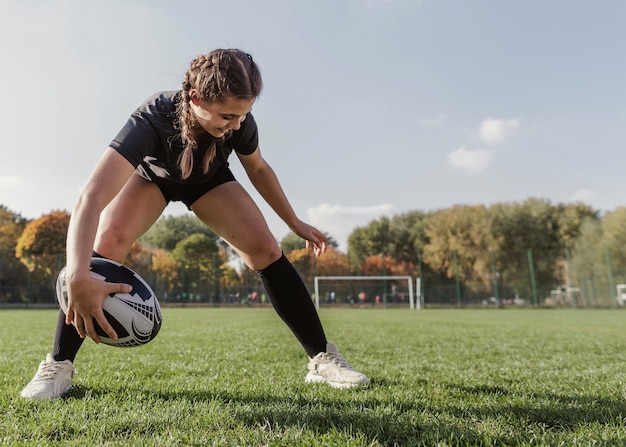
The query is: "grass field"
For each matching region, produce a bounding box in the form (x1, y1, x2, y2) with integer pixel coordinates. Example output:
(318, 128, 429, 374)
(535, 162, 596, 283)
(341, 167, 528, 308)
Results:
(2, 307, 626, 446)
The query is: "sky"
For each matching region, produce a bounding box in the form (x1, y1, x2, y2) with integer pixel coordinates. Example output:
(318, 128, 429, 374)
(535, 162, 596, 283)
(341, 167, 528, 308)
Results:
(1, 0, 625, 251)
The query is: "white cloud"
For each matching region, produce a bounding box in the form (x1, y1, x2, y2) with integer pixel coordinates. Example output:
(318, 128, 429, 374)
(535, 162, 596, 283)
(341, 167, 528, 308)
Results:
(306, 203, 396, 250)
(447, 147, 492, 174)
(570, 189, 595, 202)
(479, 118, 519, 144)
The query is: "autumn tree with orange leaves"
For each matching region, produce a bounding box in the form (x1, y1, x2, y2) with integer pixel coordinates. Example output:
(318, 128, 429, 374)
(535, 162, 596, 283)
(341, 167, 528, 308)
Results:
(286, 246, 349, 285)
(15, 210, 70, 275)
(13, 210, 70, 302)
(361, 254, 414, 277)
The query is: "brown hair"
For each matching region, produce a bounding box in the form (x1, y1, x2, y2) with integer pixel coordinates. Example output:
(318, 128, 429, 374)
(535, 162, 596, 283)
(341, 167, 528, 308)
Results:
(176, 49, 262, 179)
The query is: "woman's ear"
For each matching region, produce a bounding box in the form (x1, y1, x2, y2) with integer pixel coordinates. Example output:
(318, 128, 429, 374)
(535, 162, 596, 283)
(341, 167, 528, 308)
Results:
(189, 89, 202, 106)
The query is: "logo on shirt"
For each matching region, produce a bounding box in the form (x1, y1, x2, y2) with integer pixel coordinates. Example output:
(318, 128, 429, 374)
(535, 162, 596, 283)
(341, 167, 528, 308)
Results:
(136, 156, 170, 180)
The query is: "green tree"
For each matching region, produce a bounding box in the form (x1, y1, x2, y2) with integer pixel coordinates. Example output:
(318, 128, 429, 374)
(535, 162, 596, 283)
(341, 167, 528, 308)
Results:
(555, 203, 599, 250)
(570, 218, 607, 305)
(170, 233, 220, 296)
(388, 211, 429, 265)
(347, 212, 430, 276)
(423, 205, 496, 290)
(490, 198, 562, 299)
(0, 206, 29, 302)
(601, 207, 626, 274)
(347, 216, 393, 273)
(140, 215, 221, 251)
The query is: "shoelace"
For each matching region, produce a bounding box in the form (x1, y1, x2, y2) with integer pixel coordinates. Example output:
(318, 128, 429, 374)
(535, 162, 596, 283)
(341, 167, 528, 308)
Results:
(33, 363, 67, 383)
(319, 352, 351, 369)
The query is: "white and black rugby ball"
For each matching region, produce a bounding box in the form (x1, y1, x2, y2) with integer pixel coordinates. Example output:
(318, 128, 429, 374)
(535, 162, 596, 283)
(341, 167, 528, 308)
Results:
(56, 257, 162, 347)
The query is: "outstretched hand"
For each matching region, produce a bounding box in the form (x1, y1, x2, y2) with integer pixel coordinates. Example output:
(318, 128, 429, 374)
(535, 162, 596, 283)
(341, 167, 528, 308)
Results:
(65, 275, 132, 343)
(306, 239, 327, 257)
(291, 220, 328, 257)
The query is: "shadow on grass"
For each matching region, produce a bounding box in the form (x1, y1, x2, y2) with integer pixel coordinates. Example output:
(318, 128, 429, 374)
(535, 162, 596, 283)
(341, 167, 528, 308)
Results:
(444, 383, 626, 429)
(66, 381, 431, 445)
(64, 379, 626, 446)
(64, 386, 109, 400)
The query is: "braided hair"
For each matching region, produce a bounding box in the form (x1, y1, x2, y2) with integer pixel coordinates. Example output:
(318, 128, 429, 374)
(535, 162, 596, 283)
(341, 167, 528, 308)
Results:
(175, 49, 262, 180)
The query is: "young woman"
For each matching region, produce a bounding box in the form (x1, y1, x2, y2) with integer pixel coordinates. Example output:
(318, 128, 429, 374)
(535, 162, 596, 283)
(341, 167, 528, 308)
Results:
(21, 49, 369, 399)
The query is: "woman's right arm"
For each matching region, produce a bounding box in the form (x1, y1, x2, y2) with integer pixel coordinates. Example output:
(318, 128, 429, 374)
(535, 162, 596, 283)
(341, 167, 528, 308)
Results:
(64, 148, 136, 343)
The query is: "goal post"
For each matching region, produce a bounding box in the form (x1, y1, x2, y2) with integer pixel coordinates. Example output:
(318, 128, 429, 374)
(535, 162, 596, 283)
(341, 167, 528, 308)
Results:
(617, 284, 626, 306)
(313, 276, 416, 310)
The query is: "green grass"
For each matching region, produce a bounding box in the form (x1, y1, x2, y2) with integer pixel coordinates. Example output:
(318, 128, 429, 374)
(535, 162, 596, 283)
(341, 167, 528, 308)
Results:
(2, 308, 626, 446)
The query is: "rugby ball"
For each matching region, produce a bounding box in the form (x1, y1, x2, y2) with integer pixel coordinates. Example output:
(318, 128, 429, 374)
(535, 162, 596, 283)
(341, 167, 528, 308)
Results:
(56, 258, 162, 347)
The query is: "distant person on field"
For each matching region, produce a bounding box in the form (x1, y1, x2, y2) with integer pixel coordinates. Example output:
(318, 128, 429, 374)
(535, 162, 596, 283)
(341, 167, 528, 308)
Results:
(20, 49, 369, 400)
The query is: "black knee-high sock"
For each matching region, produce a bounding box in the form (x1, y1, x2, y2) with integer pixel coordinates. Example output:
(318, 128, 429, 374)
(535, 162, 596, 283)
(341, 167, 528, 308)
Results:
(52, 309, 84, 362)
(258, 254, 327, 358)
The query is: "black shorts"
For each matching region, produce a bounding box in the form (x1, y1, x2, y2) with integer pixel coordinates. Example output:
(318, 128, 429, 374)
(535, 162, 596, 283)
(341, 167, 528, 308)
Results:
(153, 165, 236, 209)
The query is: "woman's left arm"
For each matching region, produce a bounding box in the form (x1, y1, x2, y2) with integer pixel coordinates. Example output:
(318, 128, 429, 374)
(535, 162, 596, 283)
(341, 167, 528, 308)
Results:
(237, 147, 327, 256)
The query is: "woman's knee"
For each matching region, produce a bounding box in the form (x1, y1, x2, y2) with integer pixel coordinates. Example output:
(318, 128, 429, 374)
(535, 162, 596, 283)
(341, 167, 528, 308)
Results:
(93, 224, 134, 261)
(241, 241, 283, 271)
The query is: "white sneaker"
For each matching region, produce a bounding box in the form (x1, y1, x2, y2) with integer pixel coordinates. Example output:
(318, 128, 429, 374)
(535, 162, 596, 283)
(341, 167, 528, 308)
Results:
(305, 342, 370, 389)
(20, 354, 75, 400)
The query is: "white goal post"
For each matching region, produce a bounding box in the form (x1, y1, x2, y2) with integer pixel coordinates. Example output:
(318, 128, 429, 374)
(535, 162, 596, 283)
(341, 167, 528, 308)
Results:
(617, 284, 626, 306)
(313, 276, 416, 310)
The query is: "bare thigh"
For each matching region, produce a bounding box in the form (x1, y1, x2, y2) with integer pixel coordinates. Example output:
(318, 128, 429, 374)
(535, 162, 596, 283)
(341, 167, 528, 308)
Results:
(94, 174, 167, 261)
(191, 181, 281, 270)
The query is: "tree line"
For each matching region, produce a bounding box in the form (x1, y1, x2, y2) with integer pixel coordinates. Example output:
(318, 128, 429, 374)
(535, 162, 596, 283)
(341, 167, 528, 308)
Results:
(1, 198, 624, 305)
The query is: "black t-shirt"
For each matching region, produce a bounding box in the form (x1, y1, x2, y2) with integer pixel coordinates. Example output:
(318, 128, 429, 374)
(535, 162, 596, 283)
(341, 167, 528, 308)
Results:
(110, 91, 259, 185)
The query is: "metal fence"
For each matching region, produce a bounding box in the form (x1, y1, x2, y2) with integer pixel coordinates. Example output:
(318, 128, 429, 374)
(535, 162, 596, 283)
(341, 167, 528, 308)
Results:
(1, 250, 624, 309)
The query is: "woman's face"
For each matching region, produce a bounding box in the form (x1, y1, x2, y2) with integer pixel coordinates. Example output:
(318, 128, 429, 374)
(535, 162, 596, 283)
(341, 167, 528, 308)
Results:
(189, 90, 255, 138)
